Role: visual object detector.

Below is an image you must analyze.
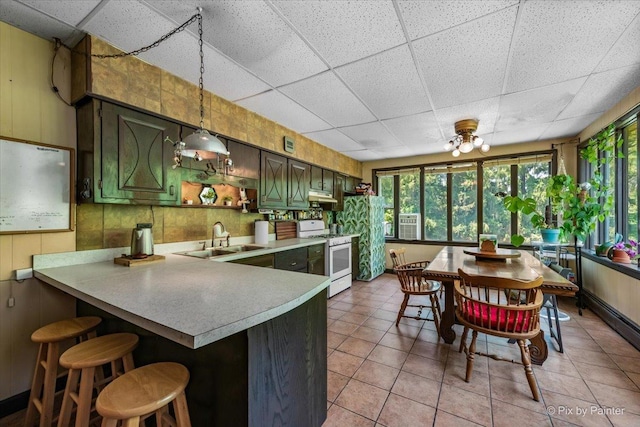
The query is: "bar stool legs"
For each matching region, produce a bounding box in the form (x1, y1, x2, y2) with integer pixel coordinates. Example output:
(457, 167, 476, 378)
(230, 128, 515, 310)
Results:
(56, 333, 138, 427)
(24, 316, 102, 427)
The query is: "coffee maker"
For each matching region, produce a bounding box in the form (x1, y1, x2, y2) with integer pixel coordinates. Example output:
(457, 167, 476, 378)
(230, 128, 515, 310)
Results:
(130, 223, 154, 258)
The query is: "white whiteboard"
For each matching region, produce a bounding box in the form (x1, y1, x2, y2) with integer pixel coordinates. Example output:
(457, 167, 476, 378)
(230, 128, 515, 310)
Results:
(0, 137, 73, 233)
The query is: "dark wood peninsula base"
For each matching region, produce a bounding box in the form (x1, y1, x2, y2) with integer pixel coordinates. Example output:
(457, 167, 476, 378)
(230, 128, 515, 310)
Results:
(78, 291, 327, 426)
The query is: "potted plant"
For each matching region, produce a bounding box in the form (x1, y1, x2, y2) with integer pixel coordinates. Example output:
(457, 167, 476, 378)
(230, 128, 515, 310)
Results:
(557, 124, 621, 245)
(608, 238, 638, 264)
(222, 196, 233, 206)
(502, 194, 559, 246)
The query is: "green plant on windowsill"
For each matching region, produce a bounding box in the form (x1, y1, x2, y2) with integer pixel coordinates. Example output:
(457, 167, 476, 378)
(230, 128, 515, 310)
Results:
(502, 195, 557, 247)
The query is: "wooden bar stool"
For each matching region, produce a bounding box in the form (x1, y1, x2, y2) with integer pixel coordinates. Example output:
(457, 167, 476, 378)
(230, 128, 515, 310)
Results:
(96, 362, 191, 427)
(57, 333, 139, 427)
(24, 316, 102, 427)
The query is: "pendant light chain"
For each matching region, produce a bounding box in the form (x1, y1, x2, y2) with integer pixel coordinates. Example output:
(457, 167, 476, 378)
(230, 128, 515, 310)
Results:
(198, 12, 205, 130)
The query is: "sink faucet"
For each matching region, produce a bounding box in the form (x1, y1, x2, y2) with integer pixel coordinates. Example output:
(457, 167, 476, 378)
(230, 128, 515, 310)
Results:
(212, 221, 230, 247)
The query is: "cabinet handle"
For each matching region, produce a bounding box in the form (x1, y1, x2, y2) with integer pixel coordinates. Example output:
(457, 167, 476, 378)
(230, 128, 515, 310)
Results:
(169, 185, 174, 196)
(290, 262, 297, 266)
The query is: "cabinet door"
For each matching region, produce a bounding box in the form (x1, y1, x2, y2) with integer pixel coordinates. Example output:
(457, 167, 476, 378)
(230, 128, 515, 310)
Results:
(334, 174, 345, 211)
(260, 152, 287, 208)
(288, 160, 309, 209)
(99, 102, 181, 204)
(322, 170, 334, 194)
(275, 247, 308, 272)
(307, 244, 325, 276)
(228, 140, 260, 180)
(310, 166, 323, 191)
(345, 176, 357, 193)
(229, 254, 274, 268)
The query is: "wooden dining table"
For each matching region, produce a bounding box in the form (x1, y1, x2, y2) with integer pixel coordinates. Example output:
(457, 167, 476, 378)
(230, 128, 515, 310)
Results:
(422, 246, 579, 365)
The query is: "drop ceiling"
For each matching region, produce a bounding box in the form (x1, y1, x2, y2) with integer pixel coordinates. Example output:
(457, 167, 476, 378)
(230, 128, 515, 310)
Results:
(2, 0, 640, 162)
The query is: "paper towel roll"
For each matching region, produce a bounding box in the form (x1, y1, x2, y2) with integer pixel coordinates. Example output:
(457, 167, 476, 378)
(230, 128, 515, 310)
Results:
(255, 220, 269, 245)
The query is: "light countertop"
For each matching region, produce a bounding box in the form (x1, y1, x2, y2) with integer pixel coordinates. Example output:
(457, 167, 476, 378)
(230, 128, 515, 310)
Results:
(33, 238, 331, 349)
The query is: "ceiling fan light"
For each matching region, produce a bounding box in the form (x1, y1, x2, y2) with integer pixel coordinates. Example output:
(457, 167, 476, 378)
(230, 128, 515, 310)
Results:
(452, 148, 461, 157)
(459, 142, 474, 153)
(481, 143, 490, 152)
(444, 141, 454, 151)
(473, 136, 483, 147)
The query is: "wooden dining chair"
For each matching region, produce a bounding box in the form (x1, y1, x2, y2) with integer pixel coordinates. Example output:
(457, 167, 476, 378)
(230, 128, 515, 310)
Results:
(389, 249, 442, 333)
(455, 268, 544, 401)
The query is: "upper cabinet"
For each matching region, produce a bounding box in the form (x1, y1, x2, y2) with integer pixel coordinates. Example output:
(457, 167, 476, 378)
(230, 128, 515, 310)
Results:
(228, 140, 260, 180)
(334, 174, 345, 211)
(260, 152, 309, 209)
(310, 165, 334, 194)
(77, 99, 181, 205)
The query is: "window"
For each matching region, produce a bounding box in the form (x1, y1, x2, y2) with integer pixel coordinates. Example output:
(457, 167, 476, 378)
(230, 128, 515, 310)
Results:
(378, 175, 395, 237)
(375, 151, 553, 244)
(625, 120, 638, 241)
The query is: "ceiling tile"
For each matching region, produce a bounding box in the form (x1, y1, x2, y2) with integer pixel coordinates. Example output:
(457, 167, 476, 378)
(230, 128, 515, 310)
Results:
(338, 122, 399, 149)
(279, 72, 376, 127)
(382, 111, 442, 148)
(505, 0, 640, 93)
(336, 45, 431, 119)
(371, 145, 416, 158)
(236, 90, 331, 134)
(413, 6, 517, 109)
(398, 0, 518, 40)
(163, 0, 327, 87)
(340, 149, 383, 162)
(272, 0, 405, 67)
(595, 13, 640, 73)
(435, 97, 501, 137)
(539, 114, 601, 141)
(490, 123, 551, 145)
(303, 129, 364, 152)
(17, 0, 101, 26)
(1, 0, 84, 45)
(495, 77, 587, 132)
(558, 64, 640, 120)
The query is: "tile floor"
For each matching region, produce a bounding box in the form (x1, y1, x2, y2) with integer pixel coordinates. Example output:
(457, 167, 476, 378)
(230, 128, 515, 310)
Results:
(323, 273, 640, 427)
(3, 273, 639, 427)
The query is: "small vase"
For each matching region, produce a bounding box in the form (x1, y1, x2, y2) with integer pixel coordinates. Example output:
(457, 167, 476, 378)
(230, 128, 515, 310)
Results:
(611, 249, 631, 264)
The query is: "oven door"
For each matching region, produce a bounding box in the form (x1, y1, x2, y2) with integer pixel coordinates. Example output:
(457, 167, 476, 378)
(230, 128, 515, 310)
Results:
(328, 242, 352, 280)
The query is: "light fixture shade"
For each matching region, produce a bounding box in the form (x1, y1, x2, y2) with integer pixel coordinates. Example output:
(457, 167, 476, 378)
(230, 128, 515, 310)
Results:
(473, 136, 484, 147)
(459, 142, 474, 153)
(181, 129, 229, 160)
(452, 149, 461, 157)
(444, 141, 453, 151)
(481, 143, 490, 152)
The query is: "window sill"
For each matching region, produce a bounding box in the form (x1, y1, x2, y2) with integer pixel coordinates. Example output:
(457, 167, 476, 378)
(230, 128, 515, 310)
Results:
(581, 250, 640, 281)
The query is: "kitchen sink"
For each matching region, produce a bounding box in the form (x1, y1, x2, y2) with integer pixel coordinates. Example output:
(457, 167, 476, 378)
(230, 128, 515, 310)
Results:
(176, 245, 266, 259)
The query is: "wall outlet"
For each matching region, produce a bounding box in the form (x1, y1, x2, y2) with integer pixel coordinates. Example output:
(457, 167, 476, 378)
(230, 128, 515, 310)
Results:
(7, 297, 15, 308)
(16, 268, 33, 280)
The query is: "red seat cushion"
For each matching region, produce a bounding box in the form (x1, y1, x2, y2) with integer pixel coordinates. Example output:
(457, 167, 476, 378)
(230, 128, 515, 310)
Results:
(461, 301, 534, 332)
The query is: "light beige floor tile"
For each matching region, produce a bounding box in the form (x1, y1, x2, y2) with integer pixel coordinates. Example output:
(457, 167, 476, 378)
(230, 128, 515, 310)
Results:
(351, 305, 379, 316)
(377, 393, 436, 427)
(574, 362, 639, 391)
(609, 353, 640, 374)
(337, 337, 376, 359)
(491, 399, 552, 427)
(401, 353, 446, 382)
(410, 340, 449, 362)
(443, 362, 491, 397)
(331, 301, 355, 312)
(487, 357, 534, 385)
(327, 331, 348, 349)
(544, 390, 613, 427)
(334, 379, 389, 421)
(565, 347, 618, 369)
(327, 307, 347, 320)
(322, 404, 375, 427)
(489, 376, 547, 414)
(367, 345, 409, 369)
(339, 312, 369, 325)
(328, 350, 364, 377)
(386, 323, 421, 338)
(327, 371, 350, 402)
(328, 320, 359, 336)
(437, 383, 492, 426)
(433, 410, 484, 426)
(535, 351, 582, 378)
(586, 380, 640, 416)
(390, 371, 441, 408)
(353, 360, 399, 390)
(351, 325, 387, 343)
(379, 332, 416, 352)
(535, 368, 597, 403)
(371, 309, 399, 322)
(361, 316, 393, 332)
(607, 408, 640, 427)
(628, 371, 640, 389)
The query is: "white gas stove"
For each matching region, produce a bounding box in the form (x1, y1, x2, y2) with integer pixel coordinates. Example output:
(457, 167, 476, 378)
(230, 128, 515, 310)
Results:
(298, 220, 352, 297)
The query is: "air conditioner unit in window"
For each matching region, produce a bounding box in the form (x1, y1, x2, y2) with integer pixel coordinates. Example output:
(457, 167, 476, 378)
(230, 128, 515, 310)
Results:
(398, 214, 421, 240)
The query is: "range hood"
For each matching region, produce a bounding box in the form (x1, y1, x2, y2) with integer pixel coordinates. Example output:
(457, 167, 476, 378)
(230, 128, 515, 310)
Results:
(308, 190, 337, 204)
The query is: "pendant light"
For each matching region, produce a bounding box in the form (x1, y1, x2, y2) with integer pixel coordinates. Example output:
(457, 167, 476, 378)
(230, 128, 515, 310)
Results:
(180, 7, 229, 161)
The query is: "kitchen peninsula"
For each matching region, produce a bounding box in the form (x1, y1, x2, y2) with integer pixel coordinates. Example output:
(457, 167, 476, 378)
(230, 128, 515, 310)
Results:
(33, 239, 330, 427)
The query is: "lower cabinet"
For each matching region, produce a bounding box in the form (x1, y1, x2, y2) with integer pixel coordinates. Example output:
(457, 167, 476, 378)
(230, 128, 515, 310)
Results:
(307, 244, 325, 276)
(275, 247, 308, 273)
(229, 254, 274, 268)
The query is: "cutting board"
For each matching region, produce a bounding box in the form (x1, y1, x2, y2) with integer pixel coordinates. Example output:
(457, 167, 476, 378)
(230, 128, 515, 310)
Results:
(275, 221, 297, 240)
(114, 254, 166, 266)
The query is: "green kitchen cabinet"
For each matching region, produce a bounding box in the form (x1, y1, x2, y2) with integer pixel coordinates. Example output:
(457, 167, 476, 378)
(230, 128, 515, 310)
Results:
(77, 98, 181, 205)
(275, 247, 308, 273)
(260, 152, 309, 209)
(229, 253, 274, 268)
(307, 244, 325, 276)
